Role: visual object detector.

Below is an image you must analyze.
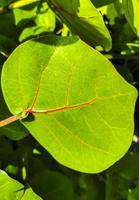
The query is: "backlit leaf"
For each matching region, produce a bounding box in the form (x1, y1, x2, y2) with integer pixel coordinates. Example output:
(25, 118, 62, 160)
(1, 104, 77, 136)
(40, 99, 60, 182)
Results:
(1, 36, 137, 173)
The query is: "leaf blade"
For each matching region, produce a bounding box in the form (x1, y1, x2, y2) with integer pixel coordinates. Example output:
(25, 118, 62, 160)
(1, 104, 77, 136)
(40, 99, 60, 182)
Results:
(2, 36, 137, 173)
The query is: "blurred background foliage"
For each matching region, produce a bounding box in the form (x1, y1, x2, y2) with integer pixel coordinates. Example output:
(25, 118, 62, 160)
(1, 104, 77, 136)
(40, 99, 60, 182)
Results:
(0, 0, 139, 199)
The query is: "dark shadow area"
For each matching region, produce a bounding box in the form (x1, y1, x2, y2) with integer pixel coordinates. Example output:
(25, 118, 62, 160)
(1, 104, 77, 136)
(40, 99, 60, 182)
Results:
(22, 113, 35, 122)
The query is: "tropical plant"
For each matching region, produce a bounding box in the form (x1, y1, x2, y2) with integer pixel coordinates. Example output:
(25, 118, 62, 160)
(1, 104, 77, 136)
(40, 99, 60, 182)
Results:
(0, 0, 139, 199)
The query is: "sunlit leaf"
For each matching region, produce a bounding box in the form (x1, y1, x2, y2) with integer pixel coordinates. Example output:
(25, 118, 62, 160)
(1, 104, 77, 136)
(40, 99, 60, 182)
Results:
(1, 36, 137, 173)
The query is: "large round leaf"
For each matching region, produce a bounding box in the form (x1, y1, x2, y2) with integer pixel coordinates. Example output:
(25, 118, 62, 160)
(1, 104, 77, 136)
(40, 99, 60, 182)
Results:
(1, 36, 137, 173)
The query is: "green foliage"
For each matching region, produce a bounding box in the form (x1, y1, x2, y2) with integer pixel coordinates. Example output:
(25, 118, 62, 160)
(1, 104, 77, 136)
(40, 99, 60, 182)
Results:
(0, 0, 139, 199)
(2, 35, 137, 173)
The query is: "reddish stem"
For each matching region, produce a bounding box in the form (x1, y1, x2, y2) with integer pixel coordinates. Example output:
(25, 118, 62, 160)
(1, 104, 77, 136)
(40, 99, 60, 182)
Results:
(0, 98, 98, 127)
(0, 115, 19, 127)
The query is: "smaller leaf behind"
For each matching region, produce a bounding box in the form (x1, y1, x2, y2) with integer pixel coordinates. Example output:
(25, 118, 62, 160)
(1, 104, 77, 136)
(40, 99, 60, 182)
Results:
(0, 170, 42, 200)
(123, 0, 139, 37)
(48, 0, 112, 51)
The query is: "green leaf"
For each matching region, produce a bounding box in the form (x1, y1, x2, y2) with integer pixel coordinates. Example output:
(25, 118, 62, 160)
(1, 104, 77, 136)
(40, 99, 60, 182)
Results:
(48, 0, 112, 51)
(13, 4, 37, 26)
(1, 36, 137, 173)
(0, 170, 42, 199)
(123, 0, 139, 36)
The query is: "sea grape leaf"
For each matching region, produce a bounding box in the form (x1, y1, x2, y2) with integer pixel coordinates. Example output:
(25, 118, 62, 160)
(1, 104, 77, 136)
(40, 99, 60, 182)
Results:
(123, 0, 139, 36)
(48, 0, 112, 51)
(1, 36, 137, 173)
(0, 170, 42, 200)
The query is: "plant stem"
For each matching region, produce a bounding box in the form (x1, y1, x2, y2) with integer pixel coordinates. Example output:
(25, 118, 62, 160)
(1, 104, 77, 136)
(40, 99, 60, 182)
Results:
(0, 116, 19, 127)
